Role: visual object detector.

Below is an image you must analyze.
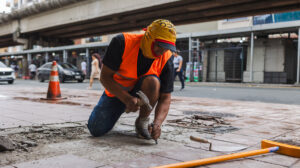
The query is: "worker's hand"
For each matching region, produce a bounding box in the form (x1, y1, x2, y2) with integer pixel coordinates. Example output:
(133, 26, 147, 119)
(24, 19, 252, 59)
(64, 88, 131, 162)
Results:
(148, 123, 161, 140)
(124, 96, 140, 112)
(176, 68, 180, 72)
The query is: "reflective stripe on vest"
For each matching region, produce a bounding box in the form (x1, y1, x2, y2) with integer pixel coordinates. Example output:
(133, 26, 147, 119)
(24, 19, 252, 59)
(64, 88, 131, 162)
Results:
(105, 33, 172, 97)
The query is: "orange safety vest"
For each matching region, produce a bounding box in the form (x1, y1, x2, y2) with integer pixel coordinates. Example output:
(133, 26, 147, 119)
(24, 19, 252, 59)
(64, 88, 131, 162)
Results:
(105, 33, 172, 97)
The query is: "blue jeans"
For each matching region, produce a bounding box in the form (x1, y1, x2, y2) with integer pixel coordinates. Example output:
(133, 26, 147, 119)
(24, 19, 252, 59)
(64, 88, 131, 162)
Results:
(174, 68, 185, 89)
(87, 75, 160, 137)
(87, 92, 126, 137)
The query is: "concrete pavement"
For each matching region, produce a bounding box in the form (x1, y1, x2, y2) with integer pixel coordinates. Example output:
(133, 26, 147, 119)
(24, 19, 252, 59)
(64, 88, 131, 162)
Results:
(8, 79, 300, 105)
(0, 84, 300, 167)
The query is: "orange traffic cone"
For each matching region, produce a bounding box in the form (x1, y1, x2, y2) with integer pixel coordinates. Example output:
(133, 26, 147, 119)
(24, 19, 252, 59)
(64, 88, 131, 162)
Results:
(41, 61, 66, 100)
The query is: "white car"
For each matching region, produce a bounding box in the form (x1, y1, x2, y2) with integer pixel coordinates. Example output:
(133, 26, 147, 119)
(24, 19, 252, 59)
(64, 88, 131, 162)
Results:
(0, 61, 15, 84)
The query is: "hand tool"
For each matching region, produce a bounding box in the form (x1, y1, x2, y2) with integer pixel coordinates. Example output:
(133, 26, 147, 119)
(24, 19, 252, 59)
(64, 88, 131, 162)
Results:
(154, 139, 300, 168)
(125, 91, 152, 113)
(190, 136, 247, 152)
(151, 123, 158, 144)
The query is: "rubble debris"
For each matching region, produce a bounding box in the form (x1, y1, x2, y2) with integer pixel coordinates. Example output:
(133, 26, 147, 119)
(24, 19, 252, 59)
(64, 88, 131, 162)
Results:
(184, 111, 238, 118)
(167, 115, 229, 127)
(167, 114, 238, 134)
(0, 136, 15, 152)
(1, 125, 86, 153)
(19, 140, 37, 147)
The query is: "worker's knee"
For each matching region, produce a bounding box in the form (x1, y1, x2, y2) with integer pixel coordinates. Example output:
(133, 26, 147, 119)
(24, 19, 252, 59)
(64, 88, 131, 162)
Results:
(141, 75, 160, 92)
(87, 120, 112, 137)
(87, 93, 125, 137)
(87, 108, 115, 137)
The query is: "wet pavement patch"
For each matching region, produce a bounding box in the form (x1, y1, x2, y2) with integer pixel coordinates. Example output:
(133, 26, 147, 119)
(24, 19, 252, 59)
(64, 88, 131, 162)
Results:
(18, 92, 86, 98)
(19, 91, 46, 95)
(13, 97, 92, 107)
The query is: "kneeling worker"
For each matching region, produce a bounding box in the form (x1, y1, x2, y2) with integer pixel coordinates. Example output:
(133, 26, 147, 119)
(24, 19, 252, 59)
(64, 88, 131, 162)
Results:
(87, 19, 176, 143)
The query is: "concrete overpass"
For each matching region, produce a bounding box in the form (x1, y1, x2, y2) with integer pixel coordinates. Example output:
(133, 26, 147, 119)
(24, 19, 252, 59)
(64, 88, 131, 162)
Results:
(1, 0, 300, 48)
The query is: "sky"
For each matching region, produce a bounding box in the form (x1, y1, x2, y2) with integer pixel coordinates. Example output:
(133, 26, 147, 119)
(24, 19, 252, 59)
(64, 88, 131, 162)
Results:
(0, 0, 11, 13)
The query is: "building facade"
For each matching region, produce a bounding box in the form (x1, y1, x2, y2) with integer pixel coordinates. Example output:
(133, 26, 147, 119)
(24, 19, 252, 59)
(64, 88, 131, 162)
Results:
(1, 2, 300, 84)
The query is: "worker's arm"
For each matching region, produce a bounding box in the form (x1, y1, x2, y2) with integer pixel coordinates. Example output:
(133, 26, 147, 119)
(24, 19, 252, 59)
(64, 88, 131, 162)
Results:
(100, 65, 139, 112)
(149, 92, 171, 139)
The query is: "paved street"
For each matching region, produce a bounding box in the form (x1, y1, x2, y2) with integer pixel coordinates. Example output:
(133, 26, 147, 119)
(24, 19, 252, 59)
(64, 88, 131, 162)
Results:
(0, 79, 300, 167)
(3, 79, 300, 105)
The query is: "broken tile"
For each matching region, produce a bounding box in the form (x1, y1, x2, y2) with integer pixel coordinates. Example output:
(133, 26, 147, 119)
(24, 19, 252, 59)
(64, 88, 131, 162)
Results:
(207, 158, 286, 168)
(10, 154, 103, 168)
(109, 154, 179, 168)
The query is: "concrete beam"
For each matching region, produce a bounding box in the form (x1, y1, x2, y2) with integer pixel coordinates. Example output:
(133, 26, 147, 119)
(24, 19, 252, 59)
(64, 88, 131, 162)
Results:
(0, 42, 109, 57)
(0, 21, 19, 37)
(19, 0, 177, 33)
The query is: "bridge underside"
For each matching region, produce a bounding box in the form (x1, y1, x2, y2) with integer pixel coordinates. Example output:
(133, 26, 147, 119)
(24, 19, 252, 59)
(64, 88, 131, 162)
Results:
(2, 0, 300, 47)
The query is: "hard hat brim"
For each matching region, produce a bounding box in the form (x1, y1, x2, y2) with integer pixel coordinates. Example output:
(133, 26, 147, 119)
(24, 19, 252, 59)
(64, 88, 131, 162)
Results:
(157, 41, 176, 52)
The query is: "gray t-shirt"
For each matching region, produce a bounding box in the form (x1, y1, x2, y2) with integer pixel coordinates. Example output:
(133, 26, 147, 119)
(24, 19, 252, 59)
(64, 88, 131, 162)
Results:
(173, 55, 183, 69)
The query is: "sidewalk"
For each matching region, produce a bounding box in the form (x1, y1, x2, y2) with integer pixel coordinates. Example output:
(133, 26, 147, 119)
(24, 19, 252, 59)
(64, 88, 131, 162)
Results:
(0, 85, 300, 167)
(178, 81, 300, 89)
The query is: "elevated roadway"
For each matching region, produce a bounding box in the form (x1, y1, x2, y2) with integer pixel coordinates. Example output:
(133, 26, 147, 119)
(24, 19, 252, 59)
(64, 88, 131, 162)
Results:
(0, 0, 300, 48)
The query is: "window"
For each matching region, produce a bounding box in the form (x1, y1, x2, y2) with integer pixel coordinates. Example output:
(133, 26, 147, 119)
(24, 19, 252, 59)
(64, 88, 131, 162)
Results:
(225, 17, 248, 22)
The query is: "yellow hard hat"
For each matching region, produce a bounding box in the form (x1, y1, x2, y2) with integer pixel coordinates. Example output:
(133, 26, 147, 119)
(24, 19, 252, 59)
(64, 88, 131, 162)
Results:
(141, 19, 177, 59)
(148, 19, 176, 51)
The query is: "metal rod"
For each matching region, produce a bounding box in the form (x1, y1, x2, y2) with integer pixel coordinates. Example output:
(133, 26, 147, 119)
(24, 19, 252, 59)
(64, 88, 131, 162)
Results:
(188, 36, 192, 62)
(250, 32, 254, 82)
(297, 27, 300, 84)
(45, 52, 49, 62)
(215, 50, 217, 82)
(241, 47, 244, 82)
(63, 50, 68, 63)
(27, 53, 31, 65)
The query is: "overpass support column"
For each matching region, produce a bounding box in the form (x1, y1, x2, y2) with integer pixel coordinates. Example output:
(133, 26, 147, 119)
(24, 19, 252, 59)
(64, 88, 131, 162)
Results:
(297, 28, 300, 85)
(25, 53, 32, 78)
(250, 32, 254, 82)
(45, 52, 49, 62)
(188, 36, 192, 62)
(86, 48, 90, 78)
(27, 53, 32, 66)
(63, 50, 68, 63)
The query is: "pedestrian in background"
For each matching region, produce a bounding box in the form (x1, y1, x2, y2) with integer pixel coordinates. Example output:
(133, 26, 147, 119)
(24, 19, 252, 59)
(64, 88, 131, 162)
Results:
(81, 59, 87, 76)
(88, 53, 102, 89)
(173, 50, 184, 90)
(10, 62, 19, 78)
(28, 62, 37, 80)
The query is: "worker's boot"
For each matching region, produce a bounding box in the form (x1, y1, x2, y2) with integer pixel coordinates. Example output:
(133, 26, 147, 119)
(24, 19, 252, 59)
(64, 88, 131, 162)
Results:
(135, 117, 151, 140)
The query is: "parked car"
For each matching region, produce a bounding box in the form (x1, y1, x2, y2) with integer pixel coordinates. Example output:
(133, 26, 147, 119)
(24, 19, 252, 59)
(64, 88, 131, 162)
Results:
(37, 62, 85, 83)
(0, 61, 15, 84)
